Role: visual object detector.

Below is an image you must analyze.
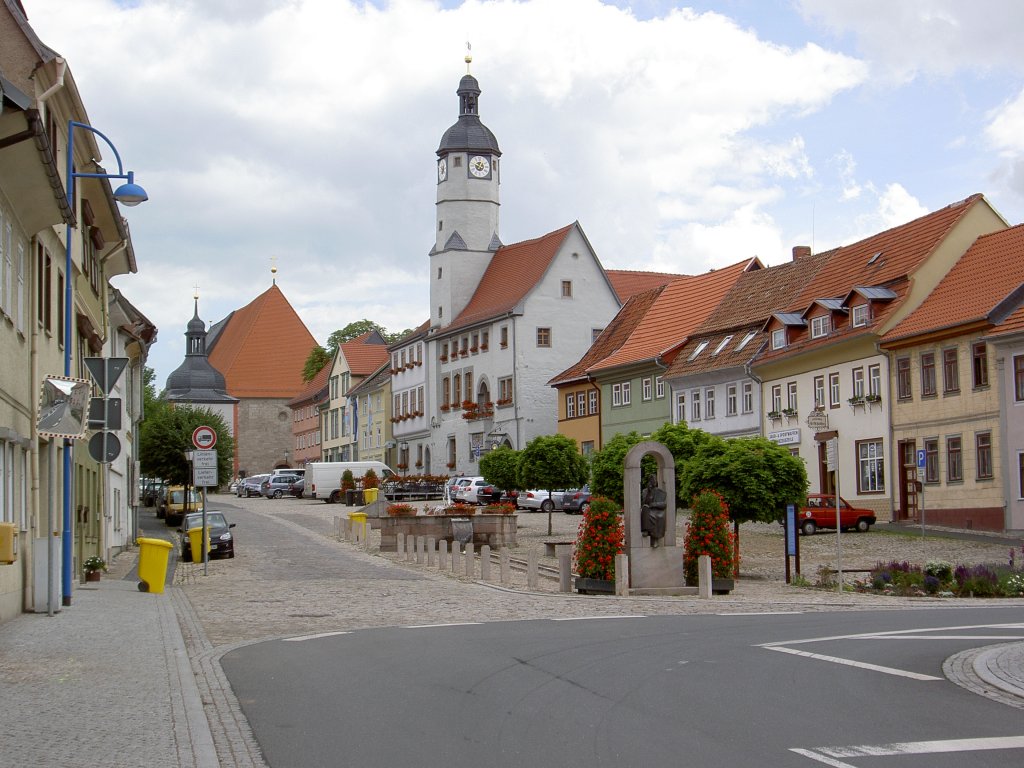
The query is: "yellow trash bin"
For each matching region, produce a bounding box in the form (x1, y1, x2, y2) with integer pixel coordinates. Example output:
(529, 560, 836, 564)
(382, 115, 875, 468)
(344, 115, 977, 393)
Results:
(136, 537, 173, 593)
(187, 526, 210, 564)
(363, 487, 378, 504)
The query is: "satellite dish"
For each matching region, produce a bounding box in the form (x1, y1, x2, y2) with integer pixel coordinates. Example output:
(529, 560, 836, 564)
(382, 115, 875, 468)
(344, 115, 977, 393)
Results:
(37, 376, 91, 439)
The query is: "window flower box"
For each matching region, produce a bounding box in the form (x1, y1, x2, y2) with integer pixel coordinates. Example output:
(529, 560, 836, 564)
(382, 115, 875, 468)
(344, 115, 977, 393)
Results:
(767, 410, 782, 420)
(439, 404, 450, 412)
(439, 355, 448, 362)
(470, 347, 479, 354)
(848, 396, 865, 407)
(480, 344, 488, 351)
(865, 393, 882, 403)
(782, 407, 798, 418)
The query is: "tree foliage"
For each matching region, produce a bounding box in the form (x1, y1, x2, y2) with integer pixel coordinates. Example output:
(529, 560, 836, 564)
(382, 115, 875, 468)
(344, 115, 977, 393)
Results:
(678, 435, 807, 524)
(518, 434, 590, 535)
(138, 404, 234, 488)
(589, 431, 645, 505)
(301, 319, 416, 382)
(478, 446, 522, 493)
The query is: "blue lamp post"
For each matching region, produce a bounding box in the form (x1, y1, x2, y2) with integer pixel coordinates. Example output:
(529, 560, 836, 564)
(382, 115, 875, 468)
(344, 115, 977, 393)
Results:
(62, 120, 147, 604)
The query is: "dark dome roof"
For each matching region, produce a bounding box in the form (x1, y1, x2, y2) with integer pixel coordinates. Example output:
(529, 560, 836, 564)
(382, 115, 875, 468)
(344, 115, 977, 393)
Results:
(165, 357, 233, 402)
(437, 72, 501, 156)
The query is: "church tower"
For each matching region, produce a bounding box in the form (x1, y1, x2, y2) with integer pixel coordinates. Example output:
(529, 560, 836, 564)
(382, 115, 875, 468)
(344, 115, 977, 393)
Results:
(165, 296, 238, 427)
(431, 54, 502, 329)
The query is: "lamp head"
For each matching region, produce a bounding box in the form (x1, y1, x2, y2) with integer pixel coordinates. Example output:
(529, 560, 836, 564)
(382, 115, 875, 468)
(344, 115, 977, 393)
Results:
(113, 180, 148, 206)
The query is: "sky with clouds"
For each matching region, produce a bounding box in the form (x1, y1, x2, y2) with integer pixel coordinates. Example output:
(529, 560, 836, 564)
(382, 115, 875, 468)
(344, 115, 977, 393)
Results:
(22, 0, 1024, 389)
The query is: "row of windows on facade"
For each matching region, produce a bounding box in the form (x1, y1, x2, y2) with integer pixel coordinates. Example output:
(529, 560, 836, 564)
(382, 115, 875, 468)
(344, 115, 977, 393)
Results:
(915, 432, 994, 485)
(0, 442, 30, 528)
(440, 374, 513, 409)
(0, 208, 62, 346)
(294, 431, 321, 451)
(608, 376, 666, 410)
(771, 304, 874, 350)
(434, 275, 582, 322)
(896, 343, 989, 399)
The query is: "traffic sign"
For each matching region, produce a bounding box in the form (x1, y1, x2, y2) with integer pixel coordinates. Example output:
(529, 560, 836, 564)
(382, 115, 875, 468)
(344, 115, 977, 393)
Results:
(88, 397, 122, 430)
(192, 425, 217, 449)
(192, 449, 218, 469)
(84, 357, 128, 395)
(917, 449, 926, 469)
(88, 431, 121, 463)
(193, 466, 218, 487)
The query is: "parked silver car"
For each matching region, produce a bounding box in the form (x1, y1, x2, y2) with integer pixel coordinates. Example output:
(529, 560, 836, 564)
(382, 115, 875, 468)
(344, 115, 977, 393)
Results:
(261, 474, 301, 499)
(518, 489, 568, 513)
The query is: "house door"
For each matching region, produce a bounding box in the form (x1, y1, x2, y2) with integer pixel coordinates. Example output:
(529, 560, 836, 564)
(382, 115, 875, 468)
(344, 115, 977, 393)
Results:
(897, 440, 917, 521)
(817, 442, 835, 495)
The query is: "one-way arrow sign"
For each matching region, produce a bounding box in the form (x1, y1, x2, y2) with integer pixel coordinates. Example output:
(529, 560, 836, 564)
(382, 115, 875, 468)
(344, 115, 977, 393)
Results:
(84, 357, 129, 395)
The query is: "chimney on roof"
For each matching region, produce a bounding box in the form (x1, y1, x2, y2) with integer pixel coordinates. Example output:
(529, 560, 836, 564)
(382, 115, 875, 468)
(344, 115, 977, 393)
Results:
(792, 245, 812, 261)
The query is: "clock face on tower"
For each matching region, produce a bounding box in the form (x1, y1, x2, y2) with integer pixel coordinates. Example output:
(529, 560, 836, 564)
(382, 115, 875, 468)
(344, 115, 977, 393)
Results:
(437, 158, 447, 182)
(469, 155, 490, 178)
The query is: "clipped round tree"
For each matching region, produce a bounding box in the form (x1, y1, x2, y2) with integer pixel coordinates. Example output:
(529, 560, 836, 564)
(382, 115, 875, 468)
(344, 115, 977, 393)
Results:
(683, 489, 737, 585)
(517, 434, 589, 535)
(479, 446, 522, 498)
(573, 497, 624, 581)
(589, 431, 645, 505)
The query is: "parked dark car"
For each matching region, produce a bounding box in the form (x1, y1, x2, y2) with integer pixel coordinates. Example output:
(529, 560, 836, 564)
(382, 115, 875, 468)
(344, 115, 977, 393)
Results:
(562, 486, 591, 515)
(261, 474, 301, 499)
(179, 511, 235, 560)
(239, 474, 268, 498)
(289, 478, 306, 498)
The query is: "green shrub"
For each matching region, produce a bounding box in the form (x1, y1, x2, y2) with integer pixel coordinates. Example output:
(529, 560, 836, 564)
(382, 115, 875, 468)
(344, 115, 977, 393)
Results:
(573, 497, 624, 581)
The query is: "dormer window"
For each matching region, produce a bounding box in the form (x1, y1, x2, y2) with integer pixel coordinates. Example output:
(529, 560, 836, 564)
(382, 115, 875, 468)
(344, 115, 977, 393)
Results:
(736, 330, 756, 351)
(771, 328, 786, 350)
(712, 335, 733, 355)
(810, 315, 830, 339)
(852, 304, 870, 327)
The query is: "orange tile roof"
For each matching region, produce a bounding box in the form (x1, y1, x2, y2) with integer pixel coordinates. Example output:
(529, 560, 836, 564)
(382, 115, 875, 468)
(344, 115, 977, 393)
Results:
(988, 303, 1024, 339)
(549, 285, 666, 386)
(587, 259, 752, 375)
(785, 194, 986, 312)
(207, 284, 318, 398)
(445, 223, 590, 333)
(606, 270, 685, 302)
(339, 336, 390, 382)
(884, 223, 1024, 343)
(287, 363, 331, 407)
(667, 254, 828, 379)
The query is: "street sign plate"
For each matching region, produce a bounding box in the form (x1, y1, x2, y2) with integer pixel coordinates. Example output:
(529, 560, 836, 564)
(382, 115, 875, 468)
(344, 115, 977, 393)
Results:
(87, 431, 121, 463)
(825, 438, 837, 471)
(88, 397, 122, 430)
(917, 449, 926, 469)
(193, 466, 218, 487)
(806, 409, 828, 432)
(84, 357, 129, 395)
(192, 425, 217, 449)
(192, 449, 218, 469)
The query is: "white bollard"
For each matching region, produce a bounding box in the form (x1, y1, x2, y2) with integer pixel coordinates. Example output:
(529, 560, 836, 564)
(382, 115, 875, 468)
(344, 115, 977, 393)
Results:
(426, 537, 436, 567)
(500, 548, 510, 584)
(416, 536, 425, 565)
(698, 554, 713, 599)
(527, 548, 539, 590)
(480, 544, 491, 581)
(556, 544, 572, 593)
(615, 553, 630, 596)
(407, 535, 416, 562)
(451, 542, 461, 573)
(396, 532, 405, 558)
(438, 539, 448, 571)
(465, 542, 475, 579)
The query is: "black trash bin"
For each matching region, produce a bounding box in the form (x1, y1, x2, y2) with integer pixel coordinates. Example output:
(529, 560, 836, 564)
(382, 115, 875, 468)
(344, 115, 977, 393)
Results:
(353, 490, 364, 506)
(345, 489, 355, 506)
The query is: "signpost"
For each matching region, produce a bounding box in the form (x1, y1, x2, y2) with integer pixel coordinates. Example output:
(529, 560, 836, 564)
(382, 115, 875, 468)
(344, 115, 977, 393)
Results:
(917, 448, 927, 539)
(189, 429, 218, 573)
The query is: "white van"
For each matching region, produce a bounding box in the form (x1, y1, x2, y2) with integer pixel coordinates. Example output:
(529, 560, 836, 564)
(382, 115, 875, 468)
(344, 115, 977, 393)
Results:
(307, 461, 396, 503)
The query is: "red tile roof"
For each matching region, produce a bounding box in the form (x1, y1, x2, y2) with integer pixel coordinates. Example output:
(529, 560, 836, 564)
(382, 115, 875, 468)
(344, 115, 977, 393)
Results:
(207, 284, 318, 398)
(287, 363, 331, 407)
(786, 194, 986, 312)
(549, 285, 666, 386)
(884, 223, 1024, 343)
(606, 270, 685, 302)
(339, 335, 390, 382)
(444, 224, 576, 333)
(586, 259, 753, 375)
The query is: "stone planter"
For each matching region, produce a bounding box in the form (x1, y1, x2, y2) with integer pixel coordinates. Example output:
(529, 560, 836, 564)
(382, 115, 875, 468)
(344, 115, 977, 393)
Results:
(378, 514, 517, 552)
(85, 571, 101, 582)
(712, 577, 734, 595)
(575, 576, 614, 595)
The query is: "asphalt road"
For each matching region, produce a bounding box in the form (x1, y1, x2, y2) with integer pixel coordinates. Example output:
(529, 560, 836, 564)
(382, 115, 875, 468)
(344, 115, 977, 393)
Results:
(222, 603, 1024, 767)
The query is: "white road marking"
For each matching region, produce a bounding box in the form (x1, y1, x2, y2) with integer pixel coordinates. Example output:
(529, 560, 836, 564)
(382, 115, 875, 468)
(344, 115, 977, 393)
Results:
(718, 611, 803, 616)
(863, 634, 1024, 641)
(764, 645, 941, 680)
(761, 622, 1024, 648)
(792, 735, 1024, 765)
(404, 622, 482, 629)
(282, 631, 351, 642)
(550, 615, 647, 621)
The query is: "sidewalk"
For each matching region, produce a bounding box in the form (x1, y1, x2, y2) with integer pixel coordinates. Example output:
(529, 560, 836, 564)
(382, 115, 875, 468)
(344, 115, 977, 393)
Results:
(0, 552, 217, 768)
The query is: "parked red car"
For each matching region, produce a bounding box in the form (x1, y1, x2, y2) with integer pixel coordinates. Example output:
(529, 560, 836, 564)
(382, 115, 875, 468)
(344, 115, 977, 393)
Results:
(797, 494, 876, 535)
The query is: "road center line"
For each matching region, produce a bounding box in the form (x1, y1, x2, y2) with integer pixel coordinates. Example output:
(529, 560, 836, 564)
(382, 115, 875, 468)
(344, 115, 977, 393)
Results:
(404, 622, 482, 629)
(764, 645, 942, 680)
(550, 615, 647, 621)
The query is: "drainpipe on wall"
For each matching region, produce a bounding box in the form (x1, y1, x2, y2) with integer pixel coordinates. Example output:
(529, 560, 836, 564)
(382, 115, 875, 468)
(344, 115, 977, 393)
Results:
(35, 58, 67, 124)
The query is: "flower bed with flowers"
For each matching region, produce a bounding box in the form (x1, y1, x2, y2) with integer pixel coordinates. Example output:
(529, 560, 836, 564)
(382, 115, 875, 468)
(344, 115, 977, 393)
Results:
(854, 548, 1024, 597)
(386, 503, 417, 517)
(573, 496, 624, 581)
(482, 502, 516, 515)
(683, 490, 737, 585)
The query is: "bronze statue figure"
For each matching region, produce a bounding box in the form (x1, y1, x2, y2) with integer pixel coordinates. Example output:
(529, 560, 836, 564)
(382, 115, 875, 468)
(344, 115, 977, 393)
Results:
(640, 474, 667, 545)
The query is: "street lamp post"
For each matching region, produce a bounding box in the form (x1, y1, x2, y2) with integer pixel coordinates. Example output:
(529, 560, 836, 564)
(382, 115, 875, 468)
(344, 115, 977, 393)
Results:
(61, 121, 147, 605)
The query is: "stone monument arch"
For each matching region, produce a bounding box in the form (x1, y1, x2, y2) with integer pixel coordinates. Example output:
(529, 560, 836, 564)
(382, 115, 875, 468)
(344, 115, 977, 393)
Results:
(623, 441, 687, 592)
